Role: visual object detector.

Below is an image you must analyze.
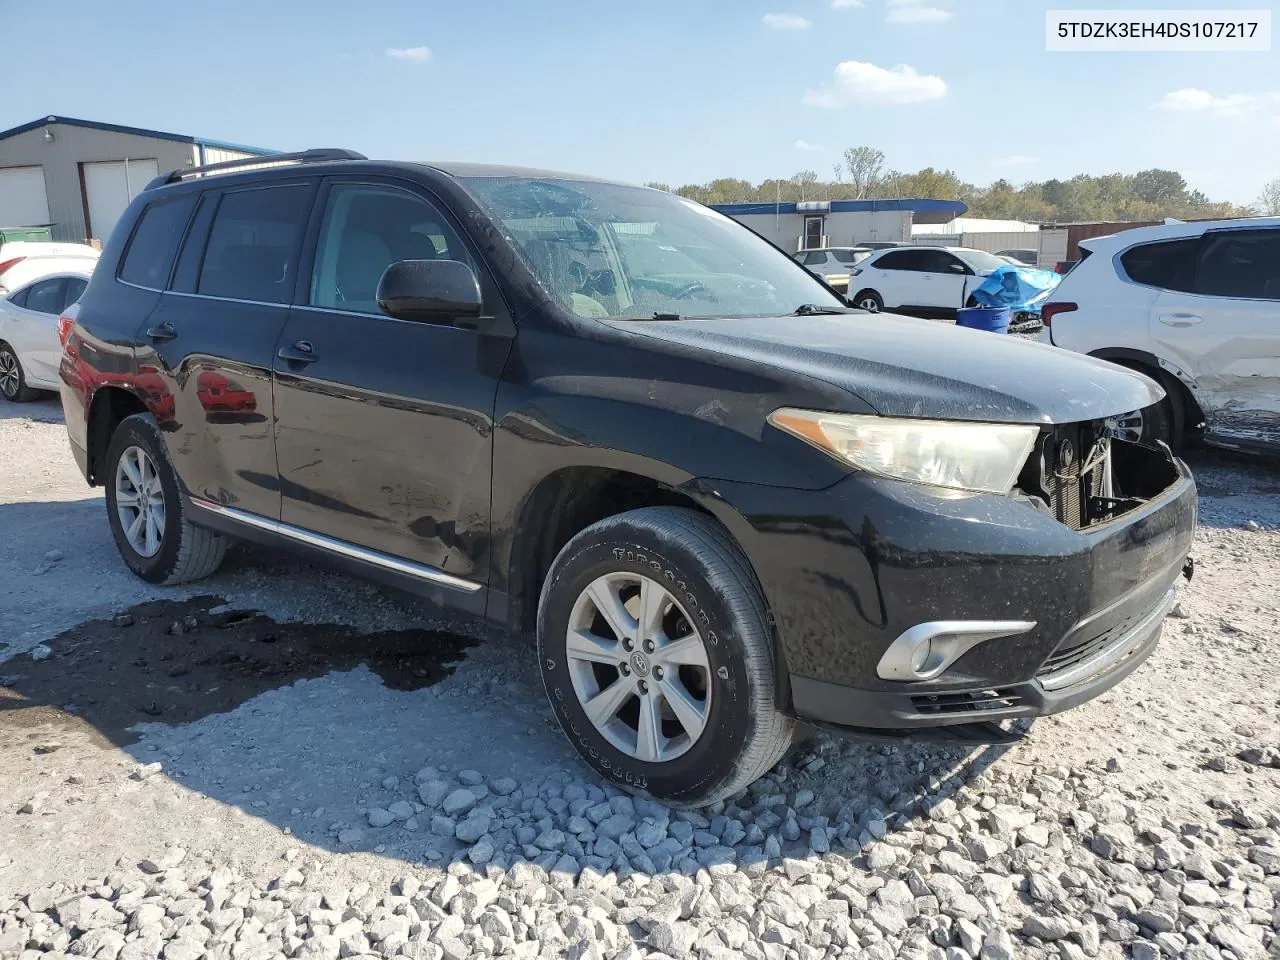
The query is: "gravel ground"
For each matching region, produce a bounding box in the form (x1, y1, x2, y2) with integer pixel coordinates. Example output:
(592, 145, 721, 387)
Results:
(1, 395, 1278, 960)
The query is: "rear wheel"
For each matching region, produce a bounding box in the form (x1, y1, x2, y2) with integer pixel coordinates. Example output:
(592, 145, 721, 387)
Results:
(851, 290, 883, 313)
(537, 507, 794, 807)
(105, 413, 228, 584)
(0, 343, 37, 402)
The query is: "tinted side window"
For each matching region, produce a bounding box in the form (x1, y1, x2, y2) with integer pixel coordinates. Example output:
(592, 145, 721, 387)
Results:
(309, 183, 472, 315)
(119, 194, 198, 289)
(918, 250, 963, 273)
(832, 250, 861, 264)
(802, 251, 826, 266)
(1194, 229, 1280, 300)
(198, 185, 312, 304)
(25, 279, 66, 315)
(874, 250, 917, 271)
(7, 287, 29, 308)
(62, 277, 87, 309)
(1119, 238, 1200, 292)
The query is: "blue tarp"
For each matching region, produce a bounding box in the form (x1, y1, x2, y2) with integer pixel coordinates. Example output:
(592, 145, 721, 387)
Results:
(969, 265, 1061, 317)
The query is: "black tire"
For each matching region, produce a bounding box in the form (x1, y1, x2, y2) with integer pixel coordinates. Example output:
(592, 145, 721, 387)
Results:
(104, 413, 228, 584)
(537, 507, 794, 807)
(0, 342, 38, 402)
(851, 289, 883, 313)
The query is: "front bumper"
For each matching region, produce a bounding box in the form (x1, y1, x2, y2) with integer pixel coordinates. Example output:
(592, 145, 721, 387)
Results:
(694, 456, 1197, 734)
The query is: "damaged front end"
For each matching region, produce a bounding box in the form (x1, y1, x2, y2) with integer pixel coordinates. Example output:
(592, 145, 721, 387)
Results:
(1015, 419, 1183, 531)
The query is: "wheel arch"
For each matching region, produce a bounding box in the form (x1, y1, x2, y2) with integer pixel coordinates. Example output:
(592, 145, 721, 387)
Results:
(498, 463, 794, 709)
(85, 386, 149, 485)
(1088, 347, 1205, 431)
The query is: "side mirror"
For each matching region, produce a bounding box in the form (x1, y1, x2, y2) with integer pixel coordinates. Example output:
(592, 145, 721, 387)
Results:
(948, 262, 968, 274)
(376, 259, 482, 325)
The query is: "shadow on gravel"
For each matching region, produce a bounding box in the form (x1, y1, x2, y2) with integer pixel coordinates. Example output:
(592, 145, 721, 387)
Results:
(0, 394, 63, 423)
(0, 595, 475, 748)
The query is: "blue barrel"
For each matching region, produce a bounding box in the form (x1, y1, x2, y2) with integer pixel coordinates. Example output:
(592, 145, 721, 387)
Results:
(955, 306, 1010, 333)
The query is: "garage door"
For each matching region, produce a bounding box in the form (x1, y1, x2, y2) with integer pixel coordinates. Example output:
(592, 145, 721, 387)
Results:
(0, 166, 51, 227)
(83, 159, 160, 243)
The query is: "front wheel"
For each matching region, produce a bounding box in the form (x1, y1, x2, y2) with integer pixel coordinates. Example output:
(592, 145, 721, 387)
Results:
(105, 413, 228, 584)
(537, 507, 794, 807)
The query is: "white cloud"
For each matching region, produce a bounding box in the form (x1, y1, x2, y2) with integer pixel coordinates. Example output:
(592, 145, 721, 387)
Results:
(886, 0, 952, 24)
(830, 0, 863, 7)
(385, 46, 431, 63)
(1156, 87, 1277, 119)
(763, 13, 811, 29)
(794, 139, 824, 152)
(993, 154, 1036, 168)
(804, 61, 947, 107)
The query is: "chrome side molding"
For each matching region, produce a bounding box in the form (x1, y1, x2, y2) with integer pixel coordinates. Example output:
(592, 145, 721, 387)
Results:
(877, 620, 1037, 682)
(188, 498, 482, 594)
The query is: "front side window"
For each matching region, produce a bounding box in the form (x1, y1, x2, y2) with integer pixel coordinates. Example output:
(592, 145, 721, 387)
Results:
(198, 185, 312, 304)
(119, 194, 198, 289)
(310, 184, 472, 315)
(460, 178, 842, 320)
(918, 250, 965, 274)
(1194, 229, 1280, 300)
(1120, 238, 1200, 292)
(952, 249, 1008, 274)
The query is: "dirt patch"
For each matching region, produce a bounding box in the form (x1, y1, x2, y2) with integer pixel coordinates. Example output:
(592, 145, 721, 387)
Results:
(0, 595, 474, 749)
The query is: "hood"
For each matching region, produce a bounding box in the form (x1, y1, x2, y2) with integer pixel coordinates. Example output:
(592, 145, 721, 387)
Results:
(612, 313, 1162, 425)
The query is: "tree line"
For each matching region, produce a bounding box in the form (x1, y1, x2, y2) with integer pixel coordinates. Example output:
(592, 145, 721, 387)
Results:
(648, 146, 1280, 223)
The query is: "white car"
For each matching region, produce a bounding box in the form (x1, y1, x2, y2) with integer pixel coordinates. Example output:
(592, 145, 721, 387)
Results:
(847, 246, 1010, 315)
(0, 241, 99, 294)
(792, 247, 872, 295)
(0, 270, 91, 401)
(1039, 217, 1280, 453)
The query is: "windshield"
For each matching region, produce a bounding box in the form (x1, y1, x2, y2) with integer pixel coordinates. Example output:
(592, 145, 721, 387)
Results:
(954, 249, 1010, 273)
(459, 177, 845, 319)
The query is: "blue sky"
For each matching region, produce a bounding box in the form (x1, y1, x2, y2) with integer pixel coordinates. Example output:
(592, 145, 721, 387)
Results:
(5, 0, 1278, 205)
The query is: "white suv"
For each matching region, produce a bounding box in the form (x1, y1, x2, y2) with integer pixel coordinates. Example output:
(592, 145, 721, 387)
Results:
(848, 246, 1009, 315)
(1040, 218, 1280, 453)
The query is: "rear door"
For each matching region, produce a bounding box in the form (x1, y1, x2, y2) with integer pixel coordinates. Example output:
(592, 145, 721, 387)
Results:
(861, 248, 918, 307)
(270, 177, 510, 597)
(15, 275, 88, 383)
(1148, 227, 1280, 446)
(138, 180, 317, 518)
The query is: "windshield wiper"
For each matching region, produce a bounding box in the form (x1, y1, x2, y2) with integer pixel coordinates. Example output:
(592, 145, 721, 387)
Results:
(792, 303, 854, 316)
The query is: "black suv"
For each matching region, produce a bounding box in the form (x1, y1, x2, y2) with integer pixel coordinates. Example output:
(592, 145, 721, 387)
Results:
(59, 150, 1196, 805)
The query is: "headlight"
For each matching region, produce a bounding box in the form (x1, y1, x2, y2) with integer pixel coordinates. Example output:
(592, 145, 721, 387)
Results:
(768, 409, 1038, 494)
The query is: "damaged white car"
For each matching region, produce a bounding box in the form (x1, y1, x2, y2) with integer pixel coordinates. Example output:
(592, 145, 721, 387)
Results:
(1040, 218, 1280, 454)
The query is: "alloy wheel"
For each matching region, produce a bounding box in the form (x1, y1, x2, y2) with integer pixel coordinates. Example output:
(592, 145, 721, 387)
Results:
(565, 573, 712, 763)
(1104, 410, 1144, 443)
(115, 445, 166, 558)
(0, 350, 18, 399)
(858, 297, 880, 313)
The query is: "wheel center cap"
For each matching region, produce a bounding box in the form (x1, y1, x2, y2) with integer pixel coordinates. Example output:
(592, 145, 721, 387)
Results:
(628, 652, 651, 677)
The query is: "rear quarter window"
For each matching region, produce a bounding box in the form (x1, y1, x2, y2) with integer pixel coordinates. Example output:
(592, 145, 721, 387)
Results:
(1118, 238, 1199, 292)
(119, 194, 199, 290)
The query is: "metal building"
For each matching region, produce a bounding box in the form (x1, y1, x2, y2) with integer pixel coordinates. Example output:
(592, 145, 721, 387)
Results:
(710, 198, 968, 252)
(0, 116, 274, 244)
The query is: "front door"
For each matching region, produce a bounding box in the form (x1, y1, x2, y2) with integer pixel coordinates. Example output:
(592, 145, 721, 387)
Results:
(912, 249, 972, 310)
(139, 180, 317, 518)
(272, 178, 511, 591)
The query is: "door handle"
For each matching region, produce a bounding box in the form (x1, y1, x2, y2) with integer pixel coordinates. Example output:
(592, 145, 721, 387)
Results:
(277, 340, 318, 364)
(146, 322, 176, 341)
(1158, 313, 1203, 327)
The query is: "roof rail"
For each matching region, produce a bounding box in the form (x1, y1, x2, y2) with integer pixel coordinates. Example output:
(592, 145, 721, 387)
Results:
(145, 148, 367, 190)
